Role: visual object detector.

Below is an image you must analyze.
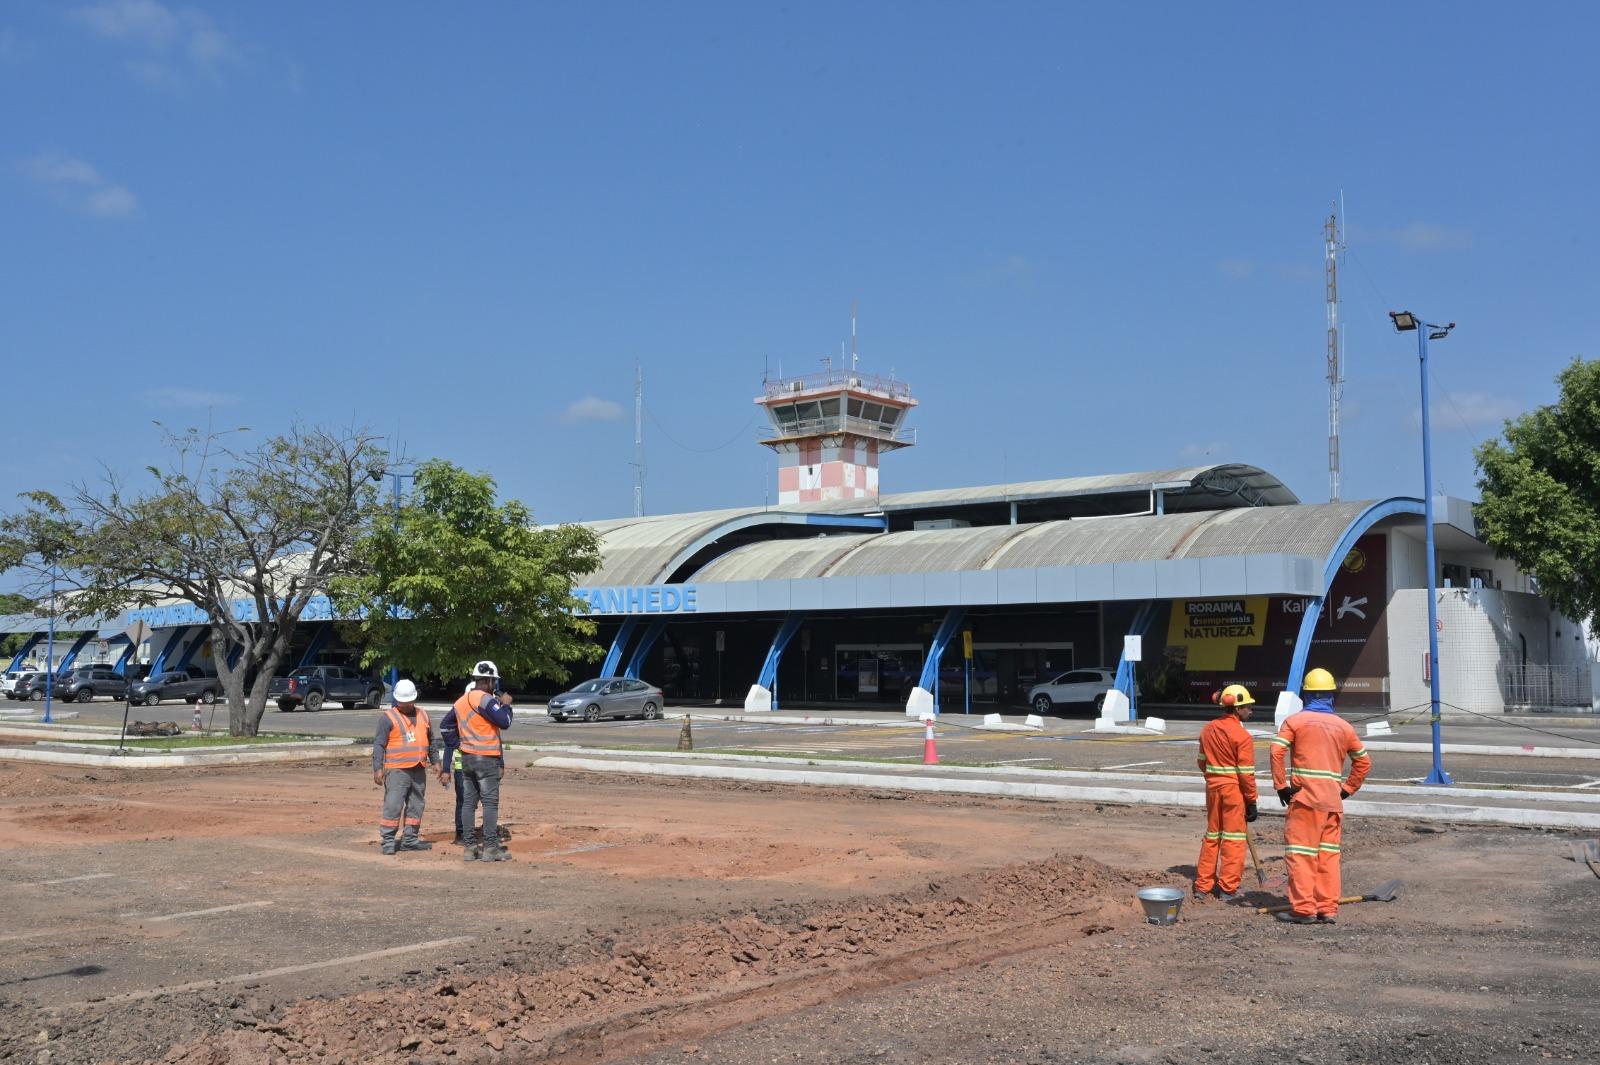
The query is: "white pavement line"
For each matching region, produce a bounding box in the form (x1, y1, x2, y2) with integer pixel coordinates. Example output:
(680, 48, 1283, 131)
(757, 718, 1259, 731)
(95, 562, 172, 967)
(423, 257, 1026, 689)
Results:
(72, 936, 476, 1008)
(130, 900, 274, 923)
(29, 873, 116, 887)
(1362, 740, 1600, 761)
(1572, 779, 1600, 789)
(1100, 761, 1164, 770)
(531, 755, 1600, 830)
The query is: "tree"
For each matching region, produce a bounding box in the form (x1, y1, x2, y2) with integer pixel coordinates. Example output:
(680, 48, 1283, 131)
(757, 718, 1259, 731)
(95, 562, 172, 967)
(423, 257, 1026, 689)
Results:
(333, 459, 603, 687)
(1475, 357, 1600, 627)
(0, 592, 33, 657)
(0, 425, 388, 735)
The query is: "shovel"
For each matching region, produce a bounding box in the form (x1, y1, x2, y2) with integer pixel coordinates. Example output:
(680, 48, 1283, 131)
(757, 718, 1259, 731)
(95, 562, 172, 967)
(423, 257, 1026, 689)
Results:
(1244, 828, 1267, 889)
(1257, 877, 1402, 915)
(1569, 840, 1600, 880)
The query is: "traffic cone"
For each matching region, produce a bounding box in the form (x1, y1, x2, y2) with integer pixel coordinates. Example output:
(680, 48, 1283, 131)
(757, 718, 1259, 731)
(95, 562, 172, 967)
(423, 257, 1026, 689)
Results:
(921, 716, 939, 765)
(677, 714, 693, 752)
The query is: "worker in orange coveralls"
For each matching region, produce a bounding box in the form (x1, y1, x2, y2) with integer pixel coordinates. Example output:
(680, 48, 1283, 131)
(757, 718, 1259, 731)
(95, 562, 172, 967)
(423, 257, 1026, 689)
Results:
(1193, 683, 1259, 901)
(1269, 668, 1372, 924)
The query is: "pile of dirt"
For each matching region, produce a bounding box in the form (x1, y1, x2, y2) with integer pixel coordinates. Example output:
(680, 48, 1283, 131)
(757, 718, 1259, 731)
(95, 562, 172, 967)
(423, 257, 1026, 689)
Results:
(151, 855, 1142, 1065)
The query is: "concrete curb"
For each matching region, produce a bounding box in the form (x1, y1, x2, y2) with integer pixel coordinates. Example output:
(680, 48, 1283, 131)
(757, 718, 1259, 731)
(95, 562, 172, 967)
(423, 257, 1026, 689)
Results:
(1363, 739, 1600, 761)
(39, 738, 357, 755)
(511, 744, 1600, 806)
(0, 744, 365, 769)
(660, 711, 921, 729)
(529, 754, 1600, 830)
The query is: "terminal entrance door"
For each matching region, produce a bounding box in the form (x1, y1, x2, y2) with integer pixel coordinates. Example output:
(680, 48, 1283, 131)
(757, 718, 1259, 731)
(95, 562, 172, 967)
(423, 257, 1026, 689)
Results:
(972, 643, 1073, 707)
(835, 643, 923, 704)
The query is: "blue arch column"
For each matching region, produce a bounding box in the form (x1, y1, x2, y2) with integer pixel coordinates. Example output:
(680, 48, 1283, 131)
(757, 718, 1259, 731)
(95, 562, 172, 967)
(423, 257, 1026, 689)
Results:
(757, 613, 807, 710)
(601, 619, 639, 678)
(624, 618, 668, 680)
(296, 624, 332, 669)
(173, 629, 210, 671)
(1112, 602, 1159, 719)
(55, 631, 96, 674)
(147, 627, 193, 676)
(915, 608, 968, 714)
(6, 633, 44, 673)
(1286, 498, 1425, 695)
(108, 635, 134, 675)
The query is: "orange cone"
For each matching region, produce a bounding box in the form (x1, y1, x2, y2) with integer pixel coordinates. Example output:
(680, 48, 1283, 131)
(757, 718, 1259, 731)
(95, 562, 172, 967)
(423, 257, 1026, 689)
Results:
(922, 716, 939, 765)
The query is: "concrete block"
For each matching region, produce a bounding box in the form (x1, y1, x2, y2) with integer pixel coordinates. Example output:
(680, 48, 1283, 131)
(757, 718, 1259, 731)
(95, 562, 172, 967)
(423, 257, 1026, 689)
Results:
(905, 687, 934, 717)
(744, 685, 773, 712)
(1274, 691, 1303, 729)
(1143, 716, 1168, 733)
(983, 713, 1003, 727)
(1099, 689, 1130, 726)
(1365, 720, 1394, 737)
(1024, 714, 1044, 728)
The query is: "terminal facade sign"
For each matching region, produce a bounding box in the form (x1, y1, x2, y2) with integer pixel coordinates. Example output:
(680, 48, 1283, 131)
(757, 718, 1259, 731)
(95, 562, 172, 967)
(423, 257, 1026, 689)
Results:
(573, 584, 698, 615)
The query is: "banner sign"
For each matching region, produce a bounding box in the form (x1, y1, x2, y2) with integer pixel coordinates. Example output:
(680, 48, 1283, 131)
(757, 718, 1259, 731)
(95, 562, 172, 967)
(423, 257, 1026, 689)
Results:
(572, 585, 699, 615)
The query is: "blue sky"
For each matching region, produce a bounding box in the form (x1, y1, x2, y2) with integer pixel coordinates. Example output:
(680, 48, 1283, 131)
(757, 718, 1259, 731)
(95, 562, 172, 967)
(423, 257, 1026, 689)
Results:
(3, 1, 1597, 531)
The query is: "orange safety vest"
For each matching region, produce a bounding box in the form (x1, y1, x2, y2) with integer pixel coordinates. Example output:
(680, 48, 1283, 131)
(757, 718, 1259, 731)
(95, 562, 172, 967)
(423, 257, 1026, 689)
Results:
(1269, 710, 1371, 812)
(382, 707, 431, 770)
(454, 689, 502, 758)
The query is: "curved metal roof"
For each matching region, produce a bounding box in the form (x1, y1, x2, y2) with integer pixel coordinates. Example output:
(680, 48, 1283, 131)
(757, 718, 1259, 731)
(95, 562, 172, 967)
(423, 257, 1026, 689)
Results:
(859, 463, 1299, 511)
(691, 501, 1381, 583)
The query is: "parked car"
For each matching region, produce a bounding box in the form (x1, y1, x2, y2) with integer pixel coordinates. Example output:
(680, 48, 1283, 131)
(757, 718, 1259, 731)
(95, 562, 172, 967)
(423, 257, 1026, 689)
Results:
(1026, 667, 1133, 714)
(56, 665, 129, 703)
(272, 665, 384, 712)
(8, 671, 52, 701)
(548, 677, 664, 722)
(129, 669, 221, 707)
(1, 670, 33, 698)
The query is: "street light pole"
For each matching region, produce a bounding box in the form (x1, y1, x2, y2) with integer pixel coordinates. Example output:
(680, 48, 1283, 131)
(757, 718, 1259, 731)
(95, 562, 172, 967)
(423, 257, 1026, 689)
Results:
(43, 563, 58, 725)
(1391, 311, 1453, 786)
(386, 470, 416, 701)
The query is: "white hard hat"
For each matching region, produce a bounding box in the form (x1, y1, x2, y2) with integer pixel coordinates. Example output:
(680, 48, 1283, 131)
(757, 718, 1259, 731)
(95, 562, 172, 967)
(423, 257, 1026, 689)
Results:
(393, 679, 419, 703)
(471, 660, 499, 680)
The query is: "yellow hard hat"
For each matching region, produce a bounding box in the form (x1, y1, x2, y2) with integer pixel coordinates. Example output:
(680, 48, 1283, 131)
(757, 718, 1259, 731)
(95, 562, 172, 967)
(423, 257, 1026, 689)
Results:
(1303, 668, 1337, 692)
(1213, 683, 1255, 708)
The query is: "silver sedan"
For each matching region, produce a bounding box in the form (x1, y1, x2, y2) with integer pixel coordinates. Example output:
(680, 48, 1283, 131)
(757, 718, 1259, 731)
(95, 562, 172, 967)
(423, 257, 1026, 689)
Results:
(548, 677, 664, 722)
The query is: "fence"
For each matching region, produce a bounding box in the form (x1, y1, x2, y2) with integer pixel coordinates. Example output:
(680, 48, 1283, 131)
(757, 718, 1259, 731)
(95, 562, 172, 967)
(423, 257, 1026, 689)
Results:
(1497, 663, 1593, 713)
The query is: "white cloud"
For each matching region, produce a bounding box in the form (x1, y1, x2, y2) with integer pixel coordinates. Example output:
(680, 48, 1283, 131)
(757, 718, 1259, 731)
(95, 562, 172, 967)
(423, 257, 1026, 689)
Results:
(1351, 221, 1472, 252)
(559, 396, 624, 424)
(140, 387, 239, 409)
(1410, 390, 1523, 432)
(19, 152, 138, 219)
(1216, 259, 1256, 280)
(69, 0, 237, 84)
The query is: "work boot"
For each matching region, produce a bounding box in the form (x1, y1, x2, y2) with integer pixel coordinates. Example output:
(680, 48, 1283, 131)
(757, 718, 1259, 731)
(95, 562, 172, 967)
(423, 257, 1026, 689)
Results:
(380, 832, 397, 856)
(451, 834, 465, 846)
(1216, 891, 1243, 902)
(381, 841, 397, 856)
(400, 837, 433, 852)
(1274, 911, 1316, 924)
(484, 844, 514, 862)
(1316, 914, 1337, 924)
(463, 843, 481, 862)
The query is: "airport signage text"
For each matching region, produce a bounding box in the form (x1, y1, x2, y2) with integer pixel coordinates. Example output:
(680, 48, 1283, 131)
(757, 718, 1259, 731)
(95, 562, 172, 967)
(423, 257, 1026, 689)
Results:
(574, 585, 698, 615)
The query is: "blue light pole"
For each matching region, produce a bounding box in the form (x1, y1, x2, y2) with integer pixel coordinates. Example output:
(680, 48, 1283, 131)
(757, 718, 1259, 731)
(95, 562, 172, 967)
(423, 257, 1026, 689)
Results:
(386, 470, 416, 700)
(1390, 310, 1453, 786)
(42, 563, 58, 725)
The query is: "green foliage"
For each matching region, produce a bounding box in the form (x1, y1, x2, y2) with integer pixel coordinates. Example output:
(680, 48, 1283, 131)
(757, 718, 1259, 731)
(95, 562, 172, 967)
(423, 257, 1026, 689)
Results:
(334, 460, 603, 686)
(0, 425, 389, 735)
(0, 593, 31, 656)
(1475, 358, 1600, 626)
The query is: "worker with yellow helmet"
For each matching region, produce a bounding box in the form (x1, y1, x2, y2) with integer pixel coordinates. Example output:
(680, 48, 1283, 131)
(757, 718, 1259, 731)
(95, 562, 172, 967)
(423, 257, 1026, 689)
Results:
(1193, 682, 1259, 900)
(1268, 668, 1373, 923)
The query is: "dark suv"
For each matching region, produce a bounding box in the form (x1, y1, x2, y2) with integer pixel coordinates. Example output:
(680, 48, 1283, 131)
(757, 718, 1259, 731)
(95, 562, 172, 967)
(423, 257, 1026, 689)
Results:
(8, 671, 52, 701)
(129, 669, 221, 706)
(56, 665, 129, 703)
(272, 665, 383, 713)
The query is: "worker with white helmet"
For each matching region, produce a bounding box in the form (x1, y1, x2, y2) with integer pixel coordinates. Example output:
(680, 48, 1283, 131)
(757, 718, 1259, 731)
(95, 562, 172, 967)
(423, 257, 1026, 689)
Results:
(372, 678, 438, 856)
(439, 660, 515, 862)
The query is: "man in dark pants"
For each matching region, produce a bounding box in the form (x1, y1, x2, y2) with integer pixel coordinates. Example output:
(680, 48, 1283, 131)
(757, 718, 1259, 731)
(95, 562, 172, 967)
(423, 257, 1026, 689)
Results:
(439, 681, 470, 845)
(439, 660, 514, 862)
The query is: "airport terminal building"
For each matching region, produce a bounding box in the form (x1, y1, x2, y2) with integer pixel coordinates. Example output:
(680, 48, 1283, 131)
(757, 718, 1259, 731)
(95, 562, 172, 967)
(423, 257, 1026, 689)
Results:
(3, 369, 1592, 716)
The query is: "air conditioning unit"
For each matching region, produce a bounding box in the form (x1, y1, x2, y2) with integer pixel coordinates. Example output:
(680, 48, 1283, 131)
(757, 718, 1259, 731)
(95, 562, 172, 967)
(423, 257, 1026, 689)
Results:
(913, 519, 972, 531)
(788, 381, 805, 393)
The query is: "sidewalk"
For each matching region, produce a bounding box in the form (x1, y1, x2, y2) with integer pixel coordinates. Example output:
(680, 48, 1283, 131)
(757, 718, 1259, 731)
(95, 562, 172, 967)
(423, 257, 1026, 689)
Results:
(520, 746, 1600, 830)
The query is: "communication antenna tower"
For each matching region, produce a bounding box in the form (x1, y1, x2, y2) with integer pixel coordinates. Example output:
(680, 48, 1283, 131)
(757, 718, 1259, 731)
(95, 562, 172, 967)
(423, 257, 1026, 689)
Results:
(632, 362, 645, 517)
(850, 299, 859, 372)
(1325, 196, 1347, 502)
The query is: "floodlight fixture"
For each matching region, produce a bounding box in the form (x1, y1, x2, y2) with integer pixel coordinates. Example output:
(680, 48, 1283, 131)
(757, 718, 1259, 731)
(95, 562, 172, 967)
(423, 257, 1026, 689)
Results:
(1389, 311, 1418, 332)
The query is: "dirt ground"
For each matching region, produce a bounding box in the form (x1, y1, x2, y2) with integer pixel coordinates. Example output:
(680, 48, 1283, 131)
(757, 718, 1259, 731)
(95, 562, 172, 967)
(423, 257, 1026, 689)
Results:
(0, 757, 1595, 1064)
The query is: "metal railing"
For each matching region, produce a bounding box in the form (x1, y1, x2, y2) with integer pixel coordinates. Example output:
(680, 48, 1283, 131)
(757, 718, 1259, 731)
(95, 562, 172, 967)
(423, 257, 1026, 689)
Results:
(1500, 663, 1593, 712)
(761, 368, 913, 402)
(759, 415, 917, 445)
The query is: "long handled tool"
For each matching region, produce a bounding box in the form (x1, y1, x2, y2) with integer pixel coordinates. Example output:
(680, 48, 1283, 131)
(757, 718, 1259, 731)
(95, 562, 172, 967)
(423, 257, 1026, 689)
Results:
(1569, 840, 1600, 880)
(1244, 828, 1267, 889)
(1257, 877, 1402, 915)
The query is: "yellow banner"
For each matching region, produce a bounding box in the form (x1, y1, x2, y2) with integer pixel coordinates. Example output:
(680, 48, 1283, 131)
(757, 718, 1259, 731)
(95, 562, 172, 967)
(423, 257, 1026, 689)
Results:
(1165, 597, 1268, 671)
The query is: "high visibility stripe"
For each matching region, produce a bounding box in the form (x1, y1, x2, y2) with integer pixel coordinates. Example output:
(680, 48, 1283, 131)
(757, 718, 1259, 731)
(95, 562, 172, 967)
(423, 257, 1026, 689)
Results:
(1284, 845, 1320, 856)
(1204, 831, 1223, 840)
(1318, 843, 1341, 852)
(1290, 767, 1345, 780)
(1204, 765, 1252, 773)
(1351, 748, 1368, 758)
(1220, 832, 1249, 841)
(379, 818, 400, 827)
(1268, 736, 1292, 747)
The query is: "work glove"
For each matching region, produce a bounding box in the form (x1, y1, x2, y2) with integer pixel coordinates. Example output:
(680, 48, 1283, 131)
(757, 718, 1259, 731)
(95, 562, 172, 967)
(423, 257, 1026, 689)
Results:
(1276, 786, 1297, 807)
(1340, 788, 1351, 800)
(1244, 802, 1258, 823)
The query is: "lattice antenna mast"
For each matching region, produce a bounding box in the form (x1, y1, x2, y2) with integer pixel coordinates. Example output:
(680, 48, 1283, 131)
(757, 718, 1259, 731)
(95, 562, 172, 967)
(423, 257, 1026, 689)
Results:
(1325, 197, 1347, 502)
(632, 362, 645, 517)
(850, 299, 859, 372)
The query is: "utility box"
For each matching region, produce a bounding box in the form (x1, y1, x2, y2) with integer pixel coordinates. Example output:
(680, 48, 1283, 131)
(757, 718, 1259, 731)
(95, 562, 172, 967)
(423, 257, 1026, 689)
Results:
(913, 518, 972, 531)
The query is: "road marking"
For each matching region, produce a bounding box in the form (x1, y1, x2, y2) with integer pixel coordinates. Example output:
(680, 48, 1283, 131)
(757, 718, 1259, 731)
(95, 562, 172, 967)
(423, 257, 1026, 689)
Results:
(126, 900, 274, 923)
(994, 758, 1053, 765)
(540, 842, 620, 857)
(1100, 761, 1164, 770)
(1573, 779, 1600, 789)
(29, 873, 116, 887)
(69, 936, 476, 1007)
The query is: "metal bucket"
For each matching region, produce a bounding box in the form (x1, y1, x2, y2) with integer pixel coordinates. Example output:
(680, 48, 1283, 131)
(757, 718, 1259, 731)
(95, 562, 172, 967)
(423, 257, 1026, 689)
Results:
(1136, 886, 1185, 925)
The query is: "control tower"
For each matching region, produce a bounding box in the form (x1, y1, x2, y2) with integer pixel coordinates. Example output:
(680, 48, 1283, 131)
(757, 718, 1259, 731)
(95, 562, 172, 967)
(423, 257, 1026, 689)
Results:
(757, 365, 916, 505)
